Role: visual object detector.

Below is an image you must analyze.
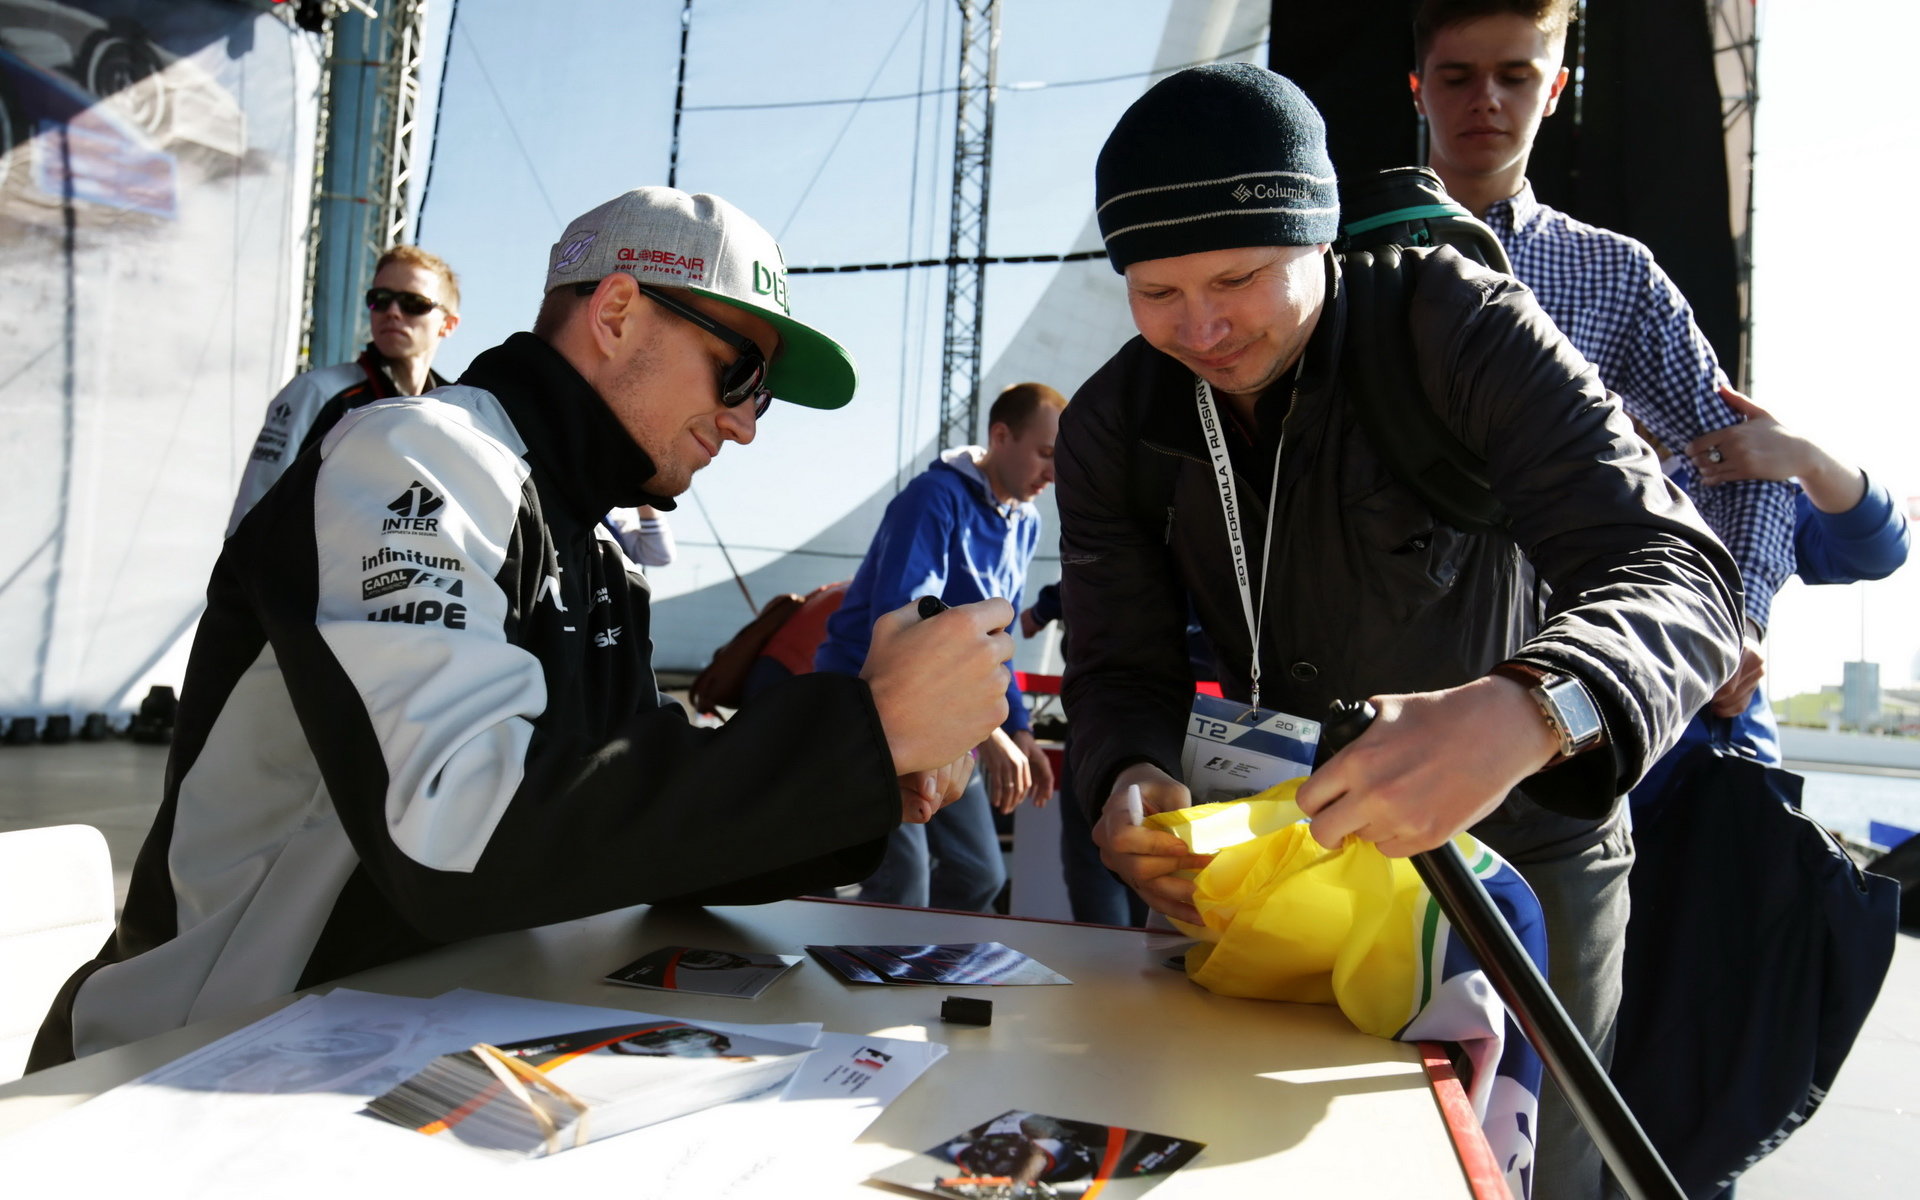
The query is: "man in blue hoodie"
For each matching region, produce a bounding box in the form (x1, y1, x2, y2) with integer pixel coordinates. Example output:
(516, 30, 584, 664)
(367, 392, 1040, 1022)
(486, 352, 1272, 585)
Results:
(817, 382, 1066, 909)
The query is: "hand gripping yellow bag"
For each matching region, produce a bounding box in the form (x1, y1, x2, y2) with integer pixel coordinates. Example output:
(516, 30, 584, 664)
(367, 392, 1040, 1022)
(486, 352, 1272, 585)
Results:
(1145, 777, 1460, 1036)
(1147, 777, 1550, 1199)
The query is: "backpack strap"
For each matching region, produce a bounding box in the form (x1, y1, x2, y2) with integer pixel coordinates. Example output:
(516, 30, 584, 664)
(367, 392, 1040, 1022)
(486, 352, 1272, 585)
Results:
(1334, 166, 1514, 276)
(1339, 245, 1510, 535)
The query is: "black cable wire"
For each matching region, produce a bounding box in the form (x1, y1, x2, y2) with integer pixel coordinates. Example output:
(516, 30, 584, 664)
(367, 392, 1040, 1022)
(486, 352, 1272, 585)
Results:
(455, 16, 560, 227)
(894, 0, 934, 490)
(684, 486, 759, 614)
(683, 39, 1267, 113)
(790, 248, 1107, 274)
(777, 1, 925, 238)
(675, 542, 1063, 563)
(412, 0, 459, 242)
(667, 0, 692, 188)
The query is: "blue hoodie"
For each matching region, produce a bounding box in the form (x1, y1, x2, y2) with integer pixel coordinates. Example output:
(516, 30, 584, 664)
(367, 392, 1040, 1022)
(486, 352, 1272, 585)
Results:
(815, 447, 1042, 733)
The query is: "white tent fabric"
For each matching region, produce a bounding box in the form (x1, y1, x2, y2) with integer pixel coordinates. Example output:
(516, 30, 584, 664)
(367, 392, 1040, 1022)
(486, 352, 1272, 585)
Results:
(647, 0, 1272, 674)
(0, 1, 319, 719)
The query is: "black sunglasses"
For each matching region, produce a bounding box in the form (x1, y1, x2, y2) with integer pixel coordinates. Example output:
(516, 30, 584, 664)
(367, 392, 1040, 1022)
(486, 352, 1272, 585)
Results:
(577, 281, 773, 418)
(365, 287, 446, 317)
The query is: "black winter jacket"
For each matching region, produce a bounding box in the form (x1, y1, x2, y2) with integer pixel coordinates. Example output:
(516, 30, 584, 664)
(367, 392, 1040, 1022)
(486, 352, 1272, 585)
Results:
(1056, 249, 1742, 862)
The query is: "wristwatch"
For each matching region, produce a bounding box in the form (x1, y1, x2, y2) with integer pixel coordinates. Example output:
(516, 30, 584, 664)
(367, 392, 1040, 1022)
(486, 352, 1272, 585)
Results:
(1489, 661, 1606, 766)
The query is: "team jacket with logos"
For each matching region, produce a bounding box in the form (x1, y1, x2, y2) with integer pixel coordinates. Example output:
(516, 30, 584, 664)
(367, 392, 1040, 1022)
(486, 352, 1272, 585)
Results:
(33, 333, 900, 1067)
(225, 347, 449, 537)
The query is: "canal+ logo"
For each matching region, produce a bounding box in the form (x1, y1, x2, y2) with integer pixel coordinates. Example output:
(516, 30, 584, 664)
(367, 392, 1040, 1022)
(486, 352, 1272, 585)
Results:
(383, 481, 444, 535)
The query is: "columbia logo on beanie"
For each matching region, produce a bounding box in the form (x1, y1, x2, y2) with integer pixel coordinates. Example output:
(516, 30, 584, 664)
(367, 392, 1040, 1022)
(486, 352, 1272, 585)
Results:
(1095, 63, 1340, 272)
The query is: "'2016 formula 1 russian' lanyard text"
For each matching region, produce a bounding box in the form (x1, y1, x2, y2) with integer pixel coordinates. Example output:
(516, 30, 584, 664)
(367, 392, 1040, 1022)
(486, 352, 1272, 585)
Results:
(1193, 367, 1296, 712)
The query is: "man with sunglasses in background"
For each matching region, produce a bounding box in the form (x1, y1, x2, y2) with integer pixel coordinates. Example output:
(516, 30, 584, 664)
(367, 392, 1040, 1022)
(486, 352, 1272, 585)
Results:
(30, 187, 1014, 1070)
(226, 245, 463, 535)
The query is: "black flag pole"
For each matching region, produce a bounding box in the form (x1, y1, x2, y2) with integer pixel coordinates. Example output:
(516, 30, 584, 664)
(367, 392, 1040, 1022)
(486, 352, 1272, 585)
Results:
(1314, 700, 1682, 1200)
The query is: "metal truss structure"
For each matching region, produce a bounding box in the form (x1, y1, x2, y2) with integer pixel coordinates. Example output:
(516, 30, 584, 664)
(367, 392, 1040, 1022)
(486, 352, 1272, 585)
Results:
(301, 0, 431, 369)
(936, 0, 1000, 455)
(1708, 0, 1759, 387)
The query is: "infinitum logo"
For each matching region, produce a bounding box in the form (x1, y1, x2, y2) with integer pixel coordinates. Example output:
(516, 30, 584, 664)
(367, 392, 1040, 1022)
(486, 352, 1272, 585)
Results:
(383, 481, 443, 535)
(1231, 183, 1253, 203)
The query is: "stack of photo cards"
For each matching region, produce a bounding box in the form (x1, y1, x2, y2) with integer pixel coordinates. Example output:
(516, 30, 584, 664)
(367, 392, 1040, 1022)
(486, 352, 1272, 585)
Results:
(604, 945, 805, 999)
(871, 1108, 1204, 1198)
(806, 942, 1070, 987)
(365, 1019, 815, 1161)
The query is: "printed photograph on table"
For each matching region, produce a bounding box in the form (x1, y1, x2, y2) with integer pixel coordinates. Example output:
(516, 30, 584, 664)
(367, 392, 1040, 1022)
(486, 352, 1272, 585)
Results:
(872, 1108, 1204, 1199)
(365, 1020, 817, 1160)
(605, 945, 806, 999)
(806, 942, 1070, 986)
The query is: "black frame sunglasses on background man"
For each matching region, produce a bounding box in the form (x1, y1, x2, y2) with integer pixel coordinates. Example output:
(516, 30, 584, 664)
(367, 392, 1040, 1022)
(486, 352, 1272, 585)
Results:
(574, 280, 774, 418)
(365, 287, 447, 317)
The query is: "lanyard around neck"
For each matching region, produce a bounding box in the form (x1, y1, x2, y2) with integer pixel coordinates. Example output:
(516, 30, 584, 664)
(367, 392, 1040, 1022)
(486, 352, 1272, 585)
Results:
(1193, 370, 1294, 711)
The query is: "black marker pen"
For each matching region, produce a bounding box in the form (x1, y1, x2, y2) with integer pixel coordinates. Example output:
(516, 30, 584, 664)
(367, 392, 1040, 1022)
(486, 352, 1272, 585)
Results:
(916, 595, 949, 620)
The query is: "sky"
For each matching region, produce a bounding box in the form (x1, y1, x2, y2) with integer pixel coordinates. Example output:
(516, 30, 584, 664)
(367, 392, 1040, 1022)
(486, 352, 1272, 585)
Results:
(403, 0, 1919, 702)
(1745, 0, 1920, 697)
(407, 0, 1172, 598)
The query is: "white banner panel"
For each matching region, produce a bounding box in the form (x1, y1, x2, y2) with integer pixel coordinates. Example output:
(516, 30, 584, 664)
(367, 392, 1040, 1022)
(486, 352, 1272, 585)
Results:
(0, 0, 318, 717)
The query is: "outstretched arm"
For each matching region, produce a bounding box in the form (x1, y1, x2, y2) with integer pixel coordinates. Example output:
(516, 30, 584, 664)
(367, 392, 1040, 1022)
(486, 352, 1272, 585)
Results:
(1686, 386, 1867, 514)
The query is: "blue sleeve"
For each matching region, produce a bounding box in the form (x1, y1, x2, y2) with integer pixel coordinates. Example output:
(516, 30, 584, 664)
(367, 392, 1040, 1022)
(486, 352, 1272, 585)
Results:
(999, 522, 1041, 736)
(1794, 476, 1911, 585)
(1030, 583, 1063, 628)
(1002, 655, 1032, 735)
(859, 479, 961, 617)
(815, 476, 963, 678)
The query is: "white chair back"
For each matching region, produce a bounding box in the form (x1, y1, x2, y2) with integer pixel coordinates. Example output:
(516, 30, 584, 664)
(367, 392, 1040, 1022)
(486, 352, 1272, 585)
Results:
(0, 824, 115, 1082)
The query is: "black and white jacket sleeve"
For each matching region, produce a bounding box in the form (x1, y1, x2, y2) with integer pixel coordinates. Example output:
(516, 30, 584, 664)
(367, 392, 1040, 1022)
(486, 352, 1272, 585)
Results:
(276, 390, 902, 944)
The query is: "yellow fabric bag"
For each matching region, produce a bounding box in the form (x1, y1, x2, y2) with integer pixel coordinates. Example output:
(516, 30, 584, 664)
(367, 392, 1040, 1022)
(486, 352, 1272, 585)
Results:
(1147, 777, 1478, 1039)
(1150, 779, 1547, 1198)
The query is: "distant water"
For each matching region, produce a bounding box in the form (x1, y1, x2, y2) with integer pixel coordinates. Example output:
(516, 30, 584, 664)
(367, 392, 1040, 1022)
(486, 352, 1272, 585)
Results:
(1793, 768, 1920, 847)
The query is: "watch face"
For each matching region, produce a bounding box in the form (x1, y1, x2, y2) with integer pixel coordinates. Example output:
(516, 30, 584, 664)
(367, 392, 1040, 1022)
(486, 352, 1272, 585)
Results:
(1543, 676, 1603, 745)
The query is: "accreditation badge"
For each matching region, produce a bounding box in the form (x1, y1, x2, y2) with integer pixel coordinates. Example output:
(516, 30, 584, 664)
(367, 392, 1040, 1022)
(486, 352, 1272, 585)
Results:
(1180, 693, 1321, 806)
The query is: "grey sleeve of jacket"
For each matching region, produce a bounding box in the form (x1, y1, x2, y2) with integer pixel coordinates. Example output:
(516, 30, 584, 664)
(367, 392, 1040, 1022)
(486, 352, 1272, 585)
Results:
(1418, 259, 1744, 801)
(227, 365, 359, 538)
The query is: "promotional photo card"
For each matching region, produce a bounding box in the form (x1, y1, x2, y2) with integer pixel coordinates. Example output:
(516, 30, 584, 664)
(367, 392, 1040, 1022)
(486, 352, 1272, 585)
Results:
(806, 943, 1070, 987)
(871, 1108, 1203, 1198)
(605, 946, 805, 999)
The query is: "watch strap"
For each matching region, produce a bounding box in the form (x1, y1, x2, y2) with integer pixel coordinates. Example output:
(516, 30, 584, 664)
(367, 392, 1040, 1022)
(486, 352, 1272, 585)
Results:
(1489, 661, 1607, 767)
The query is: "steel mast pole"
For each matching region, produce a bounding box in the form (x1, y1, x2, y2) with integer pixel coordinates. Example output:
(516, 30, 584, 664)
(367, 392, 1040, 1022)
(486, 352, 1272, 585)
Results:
(936, 0, 1000, 454)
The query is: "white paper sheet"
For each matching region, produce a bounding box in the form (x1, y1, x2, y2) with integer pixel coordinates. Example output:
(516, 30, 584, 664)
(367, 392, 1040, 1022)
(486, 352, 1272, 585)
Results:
(1, 988, 945, 1199)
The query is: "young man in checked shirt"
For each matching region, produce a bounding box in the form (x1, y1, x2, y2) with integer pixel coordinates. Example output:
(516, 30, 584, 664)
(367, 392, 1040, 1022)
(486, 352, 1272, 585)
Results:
(1410, 0, 1795, 741)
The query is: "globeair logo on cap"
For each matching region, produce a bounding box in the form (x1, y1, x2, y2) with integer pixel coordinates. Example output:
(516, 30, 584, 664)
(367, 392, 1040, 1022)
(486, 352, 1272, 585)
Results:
(615, 246, 707, 282)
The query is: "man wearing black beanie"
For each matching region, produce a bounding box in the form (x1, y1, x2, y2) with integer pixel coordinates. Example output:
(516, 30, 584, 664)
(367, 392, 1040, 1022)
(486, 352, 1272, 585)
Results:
(1055, 63, 1742, 1200)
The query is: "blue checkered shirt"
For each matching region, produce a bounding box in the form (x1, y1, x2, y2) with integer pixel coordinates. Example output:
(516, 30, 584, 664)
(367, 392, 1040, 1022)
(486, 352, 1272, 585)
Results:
(1486, 182, 1794, 630)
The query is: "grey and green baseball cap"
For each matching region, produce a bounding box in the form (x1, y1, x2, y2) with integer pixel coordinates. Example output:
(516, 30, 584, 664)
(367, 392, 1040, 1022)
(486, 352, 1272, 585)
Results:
(544, 187, 857, 410)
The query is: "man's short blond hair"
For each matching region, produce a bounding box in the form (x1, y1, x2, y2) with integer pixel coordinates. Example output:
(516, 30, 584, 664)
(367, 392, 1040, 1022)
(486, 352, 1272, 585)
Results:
(988, 382, 1068, 438)
(375, 245, 461, 313)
